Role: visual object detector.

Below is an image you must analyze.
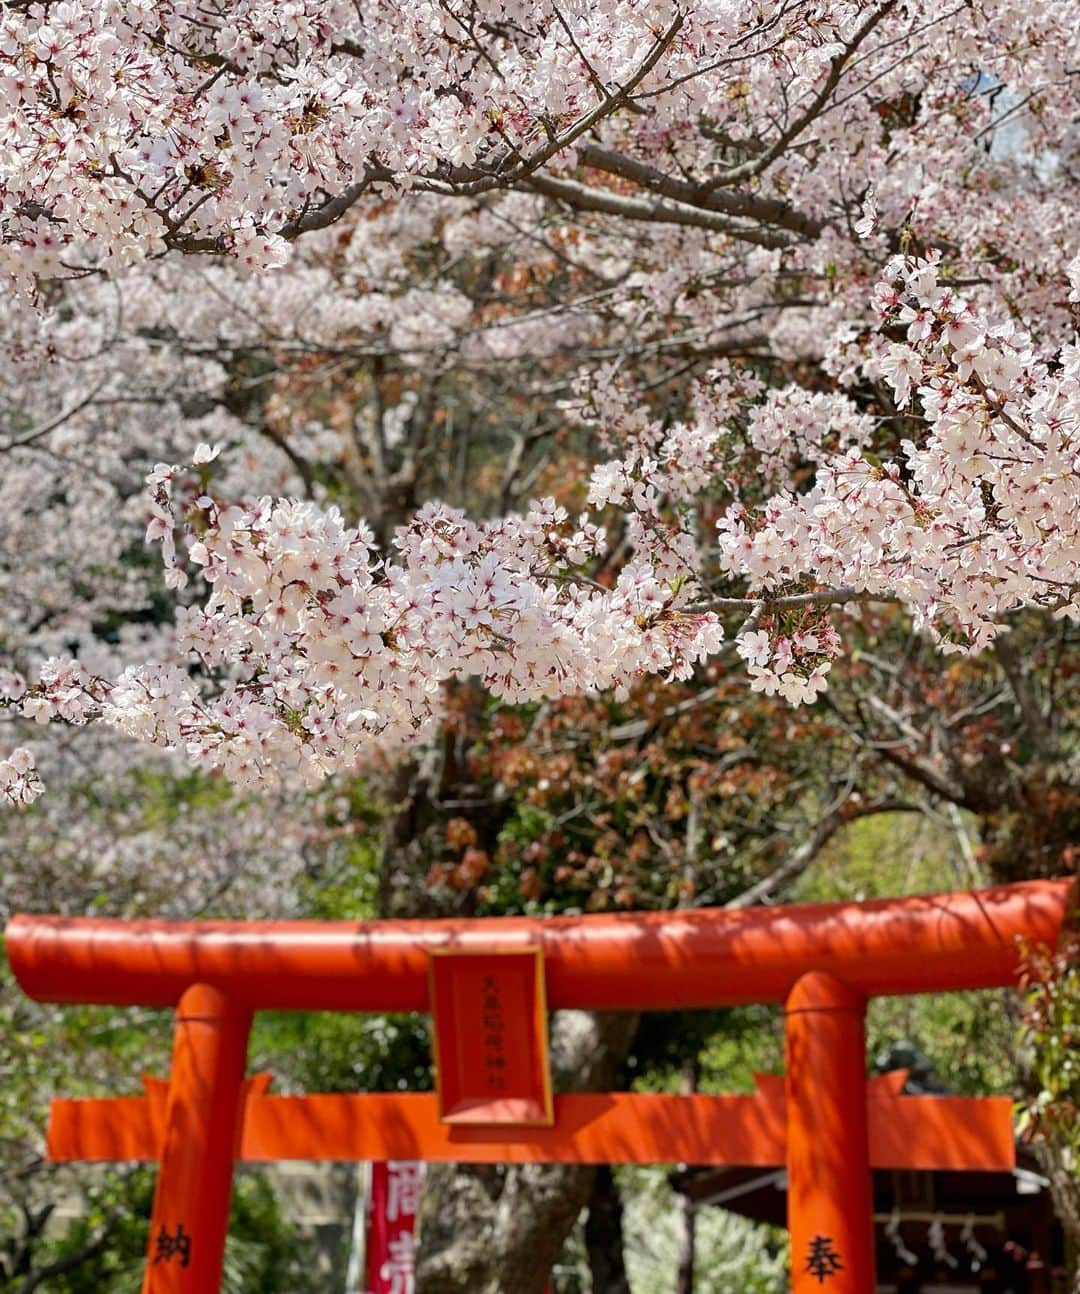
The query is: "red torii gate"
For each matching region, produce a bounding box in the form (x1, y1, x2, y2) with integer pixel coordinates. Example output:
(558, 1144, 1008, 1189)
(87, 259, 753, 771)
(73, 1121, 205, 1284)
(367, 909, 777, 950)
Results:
(5, 877, 1073, 1294)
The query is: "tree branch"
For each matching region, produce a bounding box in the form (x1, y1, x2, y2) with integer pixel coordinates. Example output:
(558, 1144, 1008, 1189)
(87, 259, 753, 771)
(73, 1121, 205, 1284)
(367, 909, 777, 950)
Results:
(704, 0, 898, 189)
(576, 143, 822, 239)
(699, 586, 899, 613)
(523, 173, 796, 247)
(16, 1210, 120, 1294)
(0, 382, 108, 454)
(724, 796, 921, 909)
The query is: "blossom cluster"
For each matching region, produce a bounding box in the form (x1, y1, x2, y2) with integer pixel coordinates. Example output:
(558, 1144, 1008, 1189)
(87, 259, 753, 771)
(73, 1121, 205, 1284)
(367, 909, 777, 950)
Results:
(75, 456, 720, 789)
(717, 254, 1080, 661)
(1, 0, 1079, 807)
(735, 621, 843, 705)
(93, 252, 1076, 790)
(0, 716, 338, 916)
(0, 0, 868, 285)
(0, 745, 41, 807)
(586, 365, 752, 507)
(1, 659, 108, 803)
(745, 388, 873, 469)
(5, 233, 1079, 804)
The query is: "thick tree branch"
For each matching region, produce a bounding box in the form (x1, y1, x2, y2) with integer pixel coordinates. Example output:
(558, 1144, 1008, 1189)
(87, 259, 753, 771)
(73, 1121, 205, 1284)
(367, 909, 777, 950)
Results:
(700, 586, 899, 613)
(523, 173, 796, 247)
(724, 796, 921, 909)
(576, 143, 823, 239)
(423, 11, 687, 198)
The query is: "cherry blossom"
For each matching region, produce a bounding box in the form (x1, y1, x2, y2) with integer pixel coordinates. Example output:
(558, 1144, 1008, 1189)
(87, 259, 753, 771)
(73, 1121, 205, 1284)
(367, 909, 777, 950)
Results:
(0, 746, 42, 808)
(1, 0, 1078, 800)
(717, 256, 1080, 665)
(93, 471, 720, 790)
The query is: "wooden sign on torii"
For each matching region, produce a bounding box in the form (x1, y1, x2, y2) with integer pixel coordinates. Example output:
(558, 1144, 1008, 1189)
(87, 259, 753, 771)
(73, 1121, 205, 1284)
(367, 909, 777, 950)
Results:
(5, 877, 1073, 1293)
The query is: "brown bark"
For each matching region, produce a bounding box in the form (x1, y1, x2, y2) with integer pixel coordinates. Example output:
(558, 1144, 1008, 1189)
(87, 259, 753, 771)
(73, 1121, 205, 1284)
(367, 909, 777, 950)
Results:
(378, 750, 461, 919)
(674, 1060, 699, 1294)
(1034, 1138, 1080, 1292)
(415, 1011, 639, 1294)
(374, 734, 641, 1294)
(584, 1166, 632, 1294)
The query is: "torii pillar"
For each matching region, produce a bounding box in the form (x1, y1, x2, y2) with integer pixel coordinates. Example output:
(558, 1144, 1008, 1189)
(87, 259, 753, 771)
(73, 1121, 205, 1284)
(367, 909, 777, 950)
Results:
(144, 985, 252, 1292)
(786, 972, 873, 1291)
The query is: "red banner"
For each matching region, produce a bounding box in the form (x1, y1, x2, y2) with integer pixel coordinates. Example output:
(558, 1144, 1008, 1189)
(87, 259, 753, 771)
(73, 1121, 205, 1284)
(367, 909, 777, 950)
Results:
(365, 1161, 424, 1294)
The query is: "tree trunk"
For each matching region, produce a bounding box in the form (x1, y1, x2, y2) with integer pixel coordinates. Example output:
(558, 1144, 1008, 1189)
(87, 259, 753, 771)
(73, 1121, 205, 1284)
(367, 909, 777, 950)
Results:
(674, 1060, 699, 1294)
(1034, 1141, 1080, 1294)
(378, 750, 463, 920)
(374, 707, 643, 1293)
(675, 1201, 696, 1294)
(585, 1165, 632, 1294)
(416, 1011, 640, 1294)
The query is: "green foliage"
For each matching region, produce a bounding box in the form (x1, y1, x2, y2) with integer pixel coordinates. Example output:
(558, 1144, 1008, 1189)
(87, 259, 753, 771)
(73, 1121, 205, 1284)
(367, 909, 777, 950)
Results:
(249, 779, 430, 1093)
(5, 1169, 322, 1294)
(1014, 930, 1079, 1286)
(628, 1005, 782, 1095)
(697, 1006, 784, 1094)
(791, 808, 976, 905)
(223, 1173, 326, 1294)
(1016, 932, 1080, 1155)
(127, 767, 236, 831)
(0, 766, 389, 1294)
(618, 1166, 787, 1294)
(797, 810, 1016, 1094)
(867, 988, 1014, 1095)
(0, 954, 172, 1173)
(2, 1170, 155, 1294)
(3, 722, 1061, 1291)
(293, 776, 384, 920)
(250, 1010, 432, 1093)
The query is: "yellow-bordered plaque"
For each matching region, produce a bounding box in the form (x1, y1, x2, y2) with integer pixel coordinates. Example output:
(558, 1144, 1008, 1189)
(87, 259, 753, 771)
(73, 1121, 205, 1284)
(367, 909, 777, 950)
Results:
(428, 946, 554, 1126)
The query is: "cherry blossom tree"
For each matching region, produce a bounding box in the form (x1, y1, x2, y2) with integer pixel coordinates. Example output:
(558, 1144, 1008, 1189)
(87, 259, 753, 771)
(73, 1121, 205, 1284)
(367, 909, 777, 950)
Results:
(0, 0, 1077, 807)
(1, 1, 1078, 1287)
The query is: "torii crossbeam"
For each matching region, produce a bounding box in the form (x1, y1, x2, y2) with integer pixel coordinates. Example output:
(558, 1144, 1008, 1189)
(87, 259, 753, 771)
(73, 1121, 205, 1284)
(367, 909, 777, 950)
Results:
(5, 878, 1073, 1293)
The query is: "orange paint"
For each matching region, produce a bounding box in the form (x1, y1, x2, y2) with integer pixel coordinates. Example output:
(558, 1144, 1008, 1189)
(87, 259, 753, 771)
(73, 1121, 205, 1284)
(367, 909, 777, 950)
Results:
(786, 972, 875, 1292)
(4, 877, 1073, 1294)
(429, 947, 553, 1125)
(46, 1083, 1015, 1172)
(140, 984, 251, 1294)
(6, 878, 1071, 1011)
